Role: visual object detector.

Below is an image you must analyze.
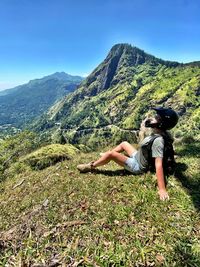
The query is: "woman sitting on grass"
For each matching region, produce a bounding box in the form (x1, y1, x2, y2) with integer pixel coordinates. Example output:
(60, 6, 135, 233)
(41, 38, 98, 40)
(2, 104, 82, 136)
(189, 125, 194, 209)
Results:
(77, 107, 178, 201)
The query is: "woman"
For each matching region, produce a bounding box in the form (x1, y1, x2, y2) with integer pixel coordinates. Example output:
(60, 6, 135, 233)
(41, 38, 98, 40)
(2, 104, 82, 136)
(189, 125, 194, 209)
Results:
(77, 107, 178, 201)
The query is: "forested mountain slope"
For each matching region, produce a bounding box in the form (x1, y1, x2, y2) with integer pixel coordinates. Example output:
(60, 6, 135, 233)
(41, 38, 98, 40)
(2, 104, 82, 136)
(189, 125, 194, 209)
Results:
(0, 72, 83, 128)
(34, 44, 200, 147)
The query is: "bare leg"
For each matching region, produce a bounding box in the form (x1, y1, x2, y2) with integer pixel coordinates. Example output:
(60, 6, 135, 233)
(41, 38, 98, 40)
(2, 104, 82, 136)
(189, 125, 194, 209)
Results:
(111, 141, 137, 156)
(77, 141, 137, 172)
(93, 150, 128, 168)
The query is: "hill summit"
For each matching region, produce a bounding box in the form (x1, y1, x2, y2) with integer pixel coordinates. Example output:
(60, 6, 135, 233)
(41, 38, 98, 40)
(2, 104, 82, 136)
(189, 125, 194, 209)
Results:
(80, 43, 179, 96)
(34, 44, 200, 147)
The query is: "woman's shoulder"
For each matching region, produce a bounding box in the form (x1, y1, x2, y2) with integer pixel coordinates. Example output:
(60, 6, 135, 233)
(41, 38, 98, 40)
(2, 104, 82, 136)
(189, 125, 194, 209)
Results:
(141, 134, 163, 146)
(152, 135, 164, 146)
(152, 131, 174, 147)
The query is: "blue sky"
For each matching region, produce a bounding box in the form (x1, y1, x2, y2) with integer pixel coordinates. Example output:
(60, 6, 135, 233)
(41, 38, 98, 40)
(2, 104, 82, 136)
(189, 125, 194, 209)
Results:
(0, 0, 200, 90)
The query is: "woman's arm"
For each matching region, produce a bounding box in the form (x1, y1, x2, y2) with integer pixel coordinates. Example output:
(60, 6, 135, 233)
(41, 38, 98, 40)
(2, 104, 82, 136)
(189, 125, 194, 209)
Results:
(155, 157, 169, 201)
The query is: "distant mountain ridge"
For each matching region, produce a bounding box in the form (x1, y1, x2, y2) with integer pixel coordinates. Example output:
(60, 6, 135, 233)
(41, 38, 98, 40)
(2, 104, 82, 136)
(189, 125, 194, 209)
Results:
(34, 43, 199, 147)
(28, 72, 83, 84)
(0, 72, 83, 96)
(0, 72, 84, 128)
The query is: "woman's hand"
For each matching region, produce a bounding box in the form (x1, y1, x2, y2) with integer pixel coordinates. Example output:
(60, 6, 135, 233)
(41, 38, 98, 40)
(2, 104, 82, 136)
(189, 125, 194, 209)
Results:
(158, 189, 169, 201)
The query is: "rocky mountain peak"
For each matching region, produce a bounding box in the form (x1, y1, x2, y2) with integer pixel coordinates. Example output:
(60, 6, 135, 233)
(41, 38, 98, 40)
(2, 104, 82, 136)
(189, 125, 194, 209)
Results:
(108, 43, 147, 65)
(82, 43, 179, 96)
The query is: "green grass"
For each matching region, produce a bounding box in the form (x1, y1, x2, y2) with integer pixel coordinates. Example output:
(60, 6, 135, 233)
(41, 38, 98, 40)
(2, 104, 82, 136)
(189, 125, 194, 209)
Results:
(0, 142, 200, 266)
(22, 143, 79, 170)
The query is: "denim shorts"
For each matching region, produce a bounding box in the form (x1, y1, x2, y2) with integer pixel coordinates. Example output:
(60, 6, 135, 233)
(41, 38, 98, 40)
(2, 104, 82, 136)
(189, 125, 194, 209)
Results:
(124, 151, 142, 174)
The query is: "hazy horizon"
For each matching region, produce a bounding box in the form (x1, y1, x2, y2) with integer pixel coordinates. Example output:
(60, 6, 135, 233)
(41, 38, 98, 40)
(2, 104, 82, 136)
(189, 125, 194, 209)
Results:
(0, 71, 87, 91)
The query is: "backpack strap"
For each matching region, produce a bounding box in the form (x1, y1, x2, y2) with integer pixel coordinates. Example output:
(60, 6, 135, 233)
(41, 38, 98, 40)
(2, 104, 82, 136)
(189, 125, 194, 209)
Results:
(148, 135, 161, 155)
(146, 135, 163, 172)
(160, 134, 175, 177)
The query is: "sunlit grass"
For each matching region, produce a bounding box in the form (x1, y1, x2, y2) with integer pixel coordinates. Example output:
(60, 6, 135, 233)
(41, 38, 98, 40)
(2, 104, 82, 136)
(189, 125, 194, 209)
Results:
(0, 142, 199, 266)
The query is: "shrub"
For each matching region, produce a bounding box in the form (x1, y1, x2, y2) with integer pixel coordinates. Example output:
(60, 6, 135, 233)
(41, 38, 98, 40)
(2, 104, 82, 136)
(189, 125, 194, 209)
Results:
(22, 144, 79, 170)
(181, 135, 196, 144)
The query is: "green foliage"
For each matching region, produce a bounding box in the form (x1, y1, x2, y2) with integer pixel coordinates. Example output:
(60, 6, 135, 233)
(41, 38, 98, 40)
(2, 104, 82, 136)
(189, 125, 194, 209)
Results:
(4, 161, 31, 179)
(22, 144, 79, 170)
(37, 50, 200, 147)
(174, 107, 200, 141)
(0, 73, 83, 128)
(63, 126, 137, 150)
(0, 131, 39, 180)
(0, 142, 199, 265)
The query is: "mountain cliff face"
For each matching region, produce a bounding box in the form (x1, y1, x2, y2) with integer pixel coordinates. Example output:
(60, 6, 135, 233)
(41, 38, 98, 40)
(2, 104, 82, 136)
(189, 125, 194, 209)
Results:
(63, 44, 179, 99)
(0, 72, 83, 128)
(34, 44, 200, 147)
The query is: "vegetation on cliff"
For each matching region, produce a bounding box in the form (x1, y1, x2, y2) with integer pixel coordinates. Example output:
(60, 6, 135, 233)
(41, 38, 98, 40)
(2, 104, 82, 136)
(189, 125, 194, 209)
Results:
(34, 44, 200, 148)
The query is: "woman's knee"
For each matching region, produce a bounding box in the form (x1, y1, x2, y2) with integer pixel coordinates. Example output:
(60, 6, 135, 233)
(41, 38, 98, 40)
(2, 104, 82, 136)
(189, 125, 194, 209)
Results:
(121, 141, 130, 147)
(106, 150, 117, 159)
(105, 150, 113, 158)
(110, 150, 121, 159)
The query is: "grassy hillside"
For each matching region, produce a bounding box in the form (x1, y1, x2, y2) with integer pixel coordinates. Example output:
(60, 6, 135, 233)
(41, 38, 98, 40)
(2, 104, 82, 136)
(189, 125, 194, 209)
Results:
(34, 45, 200, 147)
(0, 139, 199, 266)
(0, 44, 199, 266)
